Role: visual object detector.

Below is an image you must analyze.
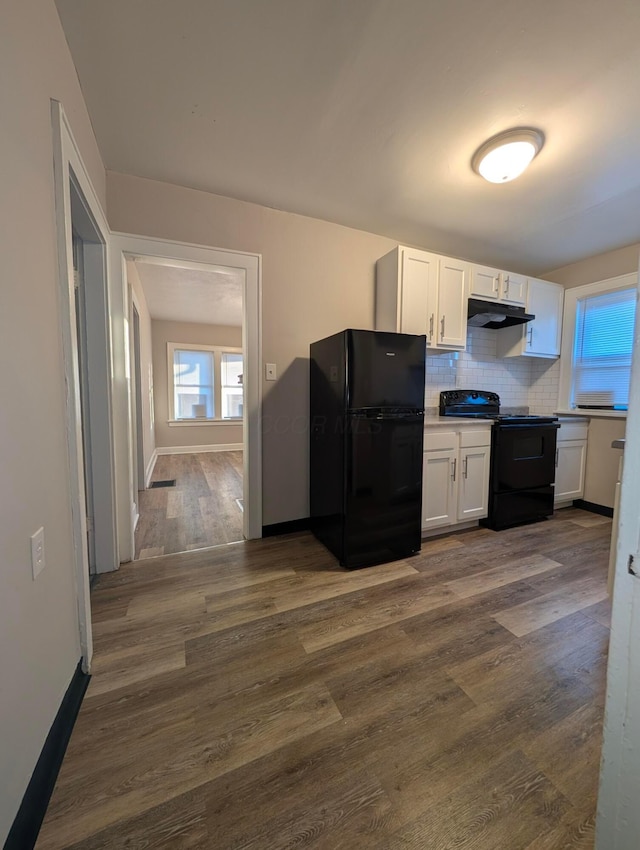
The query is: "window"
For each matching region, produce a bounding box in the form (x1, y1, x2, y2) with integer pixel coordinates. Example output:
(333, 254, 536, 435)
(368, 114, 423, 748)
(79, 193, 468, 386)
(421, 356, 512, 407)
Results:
(558, 274, 638, 414)
(173, 347, 215, 419)
(573, 288, 636, 409)
(221, 352, 243, 419)
(168, 343, 243, 421)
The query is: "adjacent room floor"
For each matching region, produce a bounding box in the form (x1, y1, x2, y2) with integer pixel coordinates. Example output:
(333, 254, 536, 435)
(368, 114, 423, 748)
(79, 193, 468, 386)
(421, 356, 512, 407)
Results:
(38, 507, 611, 849)
(134, 450, 243, 558)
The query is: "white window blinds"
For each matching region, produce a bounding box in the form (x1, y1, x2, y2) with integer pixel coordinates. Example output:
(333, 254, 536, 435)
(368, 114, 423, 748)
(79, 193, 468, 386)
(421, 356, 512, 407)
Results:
(173, 348, 215, 419)
(572, 287, 637, 409)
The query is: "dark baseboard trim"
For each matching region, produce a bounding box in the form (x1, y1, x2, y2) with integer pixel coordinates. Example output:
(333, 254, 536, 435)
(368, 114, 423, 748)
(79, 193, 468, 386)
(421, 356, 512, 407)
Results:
(4, 660, 90, 850)
(262, 517, 311, 538)
(573, 499, 614, 518)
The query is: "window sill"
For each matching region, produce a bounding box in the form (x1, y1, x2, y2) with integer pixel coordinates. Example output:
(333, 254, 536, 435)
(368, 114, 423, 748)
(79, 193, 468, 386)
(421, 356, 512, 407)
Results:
(555, 409, 627, 420)
(168, 419, 242, 427)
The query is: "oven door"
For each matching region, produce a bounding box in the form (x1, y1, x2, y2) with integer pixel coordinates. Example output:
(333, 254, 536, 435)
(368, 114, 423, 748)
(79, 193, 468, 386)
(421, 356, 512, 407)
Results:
(491, 423, 559, 492)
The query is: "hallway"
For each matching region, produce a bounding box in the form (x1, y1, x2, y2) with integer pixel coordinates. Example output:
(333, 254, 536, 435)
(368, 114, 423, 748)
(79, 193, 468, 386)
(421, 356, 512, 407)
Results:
(134, 451, 244, 557)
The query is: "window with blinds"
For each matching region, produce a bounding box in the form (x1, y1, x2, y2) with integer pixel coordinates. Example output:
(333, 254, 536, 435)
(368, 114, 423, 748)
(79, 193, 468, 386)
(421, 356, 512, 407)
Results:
(572, 287, 637, 409)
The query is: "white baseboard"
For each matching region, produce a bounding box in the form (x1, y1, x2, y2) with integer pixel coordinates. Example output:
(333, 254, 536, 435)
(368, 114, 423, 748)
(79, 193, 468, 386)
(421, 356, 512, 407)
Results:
(145, 449, 158, 489)
(156, 443, 243, 455)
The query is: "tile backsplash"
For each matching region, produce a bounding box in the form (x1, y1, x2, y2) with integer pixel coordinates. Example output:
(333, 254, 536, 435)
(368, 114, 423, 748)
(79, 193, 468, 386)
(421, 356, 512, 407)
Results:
(425, 326, 560, 414)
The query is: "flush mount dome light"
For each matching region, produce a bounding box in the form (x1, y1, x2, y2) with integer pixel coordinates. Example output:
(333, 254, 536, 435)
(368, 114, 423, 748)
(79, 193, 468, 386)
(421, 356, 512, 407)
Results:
(472, 128, 544, 184)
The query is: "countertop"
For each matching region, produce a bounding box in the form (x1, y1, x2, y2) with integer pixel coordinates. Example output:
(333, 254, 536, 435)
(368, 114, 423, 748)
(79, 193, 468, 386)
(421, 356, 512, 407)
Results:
(424, 416, 493, 427)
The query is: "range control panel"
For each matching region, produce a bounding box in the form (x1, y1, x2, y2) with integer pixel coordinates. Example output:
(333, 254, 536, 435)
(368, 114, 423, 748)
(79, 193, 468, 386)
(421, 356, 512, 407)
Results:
(439, 389, 500, 416)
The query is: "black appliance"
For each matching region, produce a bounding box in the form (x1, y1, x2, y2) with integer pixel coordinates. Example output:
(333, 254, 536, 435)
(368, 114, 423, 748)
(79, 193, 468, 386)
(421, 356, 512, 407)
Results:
(467, 298, 535, 329)
(439, 390, 559, 530)
(310, 329, 426, 568)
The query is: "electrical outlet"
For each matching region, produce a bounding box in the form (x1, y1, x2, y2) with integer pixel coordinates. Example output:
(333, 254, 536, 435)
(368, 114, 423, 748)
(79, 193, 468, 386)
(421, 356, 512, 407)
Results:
(31, 527, 45, 579)
(265, 363, 277, 381)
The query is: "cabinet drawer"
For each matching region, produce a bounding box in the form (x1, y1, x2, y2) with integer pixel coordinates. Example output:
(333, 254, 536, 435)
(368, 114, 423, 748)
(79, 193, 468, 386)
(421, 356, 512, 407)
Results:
(459, 428, 492, 448)
(424, 430, 458, 451)
(557, 422, 588, 441)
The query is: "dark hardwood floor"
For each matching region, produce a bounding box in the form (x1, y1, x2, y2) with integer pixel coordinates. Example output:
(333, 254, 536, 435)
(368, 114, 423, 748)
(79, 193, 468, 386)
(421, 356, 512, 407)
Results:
(37, 507, 611, 849)
(134, 451, 243, 558)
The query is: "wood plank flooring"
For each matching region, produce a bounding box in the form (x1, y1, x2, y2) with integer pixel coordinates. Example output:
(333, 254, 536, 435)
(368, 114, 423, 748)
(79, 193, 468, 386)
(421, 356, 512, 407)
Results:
(37, 507, 612, 849)
(134, 451, 243, 558)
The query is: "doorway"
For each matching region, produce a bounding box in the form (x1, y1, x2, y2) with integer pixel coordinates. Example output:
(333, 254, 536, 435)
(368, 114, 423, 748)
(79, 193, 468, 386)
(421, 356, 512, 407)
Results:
(127, 255, 247, 558)
(109, 234, 262, 564)
(71, 232, 96, 578)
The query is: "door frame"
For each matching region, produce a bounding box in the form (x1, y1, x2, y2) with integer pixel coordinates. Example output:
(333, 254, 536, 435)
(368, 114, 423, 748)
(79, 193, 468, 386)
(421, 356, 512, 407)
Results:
(51, 100, 119, 671)
(596, 265, 640, 847)
(130, 297, 146, 497)
(109, 235, 263, 561)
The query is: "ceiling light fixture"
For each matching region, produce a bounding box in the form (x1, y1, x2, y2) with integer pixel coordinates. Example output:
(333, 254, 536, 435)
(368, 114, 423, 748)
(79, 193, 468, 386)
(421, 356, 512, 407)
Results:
(472, 128, 544, 184)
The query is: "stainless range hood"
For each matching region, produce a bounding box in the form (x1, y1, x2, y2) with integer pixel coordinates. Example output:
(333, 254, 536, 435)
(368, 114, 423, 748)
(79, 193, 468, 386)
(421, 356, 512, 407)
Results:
(467, 298, 535, 329)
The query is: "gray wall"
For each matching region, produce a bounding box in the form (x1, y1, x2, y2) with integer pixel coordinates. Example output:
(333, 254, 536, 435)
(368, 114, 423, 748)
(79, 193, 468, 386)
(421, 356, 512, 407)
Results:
(107, 172, 397, 524)
(543, 245, 637, 507)
(543, 243, 640, 288)
(152, 320, 243, 450)
(0, 0, 106, 841)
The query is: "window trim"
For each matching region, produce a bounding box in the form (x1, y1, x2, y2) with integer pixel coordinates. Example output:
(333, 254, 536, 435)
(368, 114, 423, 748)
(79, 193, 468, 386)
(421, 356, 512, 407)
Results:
(167, 341, 243, 423)
(558, 272, 637, 415)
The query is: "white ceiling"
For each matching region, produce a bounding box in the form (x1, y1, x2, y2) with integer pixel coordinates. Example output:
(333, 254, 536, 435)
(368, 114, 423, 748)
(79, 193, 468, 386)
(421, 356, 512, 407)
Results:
(133, 258, 243, 326)
(56, 0, 640, 274)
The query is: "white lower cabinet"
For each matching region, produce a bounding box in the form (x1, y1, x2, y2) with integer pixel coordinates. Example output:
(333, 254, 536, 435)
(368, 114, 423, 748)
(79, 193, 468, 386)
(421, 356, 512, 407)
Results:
(422, 426, 491, 531)
(554, 419, 588, 505)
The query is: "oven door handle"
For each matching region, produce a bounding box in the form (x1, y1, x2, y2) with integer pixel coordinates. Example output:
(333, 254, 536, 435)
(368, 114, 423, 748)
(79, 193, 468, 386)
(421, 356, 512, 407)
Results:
(496, 423, 560, 430)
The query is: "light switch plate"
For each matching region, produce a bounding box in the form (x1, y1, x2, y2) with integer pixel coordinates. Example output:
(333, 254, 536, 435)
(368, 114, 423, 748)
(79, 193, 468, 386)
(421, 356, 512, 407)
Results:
(265, 363, 277, 381)
(31, 526, 45, 579)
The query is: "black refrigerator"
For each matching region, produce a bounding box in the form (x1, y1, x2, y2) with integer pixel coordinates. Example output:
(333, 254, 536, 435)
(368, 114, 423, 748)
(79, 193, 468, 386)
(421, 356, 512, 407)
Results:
(310, 329, 426, 568)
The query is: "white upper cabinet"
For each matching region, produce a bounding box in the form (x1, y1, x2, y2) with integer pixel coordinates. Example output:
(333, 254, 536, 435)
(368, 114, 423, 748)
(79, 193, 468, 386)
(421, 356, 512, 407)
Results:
(469, 264, 501, 300)
(375, 247, 468, 351)
(500, 271, 528, 306)
(470, 264, 527, 307)
(375, 247, 438, 344)
(437, 256, 469, 350)
(497, 278, 564, 359)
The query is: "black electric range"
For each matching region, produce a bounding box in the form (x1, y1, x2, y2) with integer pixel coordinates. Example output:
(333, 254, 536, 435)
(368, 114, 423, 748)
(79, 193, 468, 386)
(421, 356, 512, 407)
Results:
(439, 390, 560, 529)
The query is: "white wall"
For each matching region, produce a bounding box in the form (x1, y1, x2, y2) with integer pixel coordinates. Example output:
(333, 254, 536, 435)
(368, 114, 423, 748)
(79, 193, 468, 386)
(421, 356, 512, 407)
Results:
(152, 320, 243, 450)
(127, 261, 156, 481)
(0, 0, 106, 842)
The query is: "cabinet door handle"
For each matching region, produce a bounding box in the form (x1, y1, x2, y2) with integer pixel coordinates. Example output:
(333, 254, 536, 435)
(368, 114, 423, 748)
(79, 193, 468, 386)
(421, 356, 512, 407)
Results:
(463, 456, 468, 478)
(528, 327, 533, 347)
(555, 449, 559, 467)
(493, 275, 499, 294)
(441, 316, 445, 340)
(451, 458, 457, 481)
(504, 275, 510, 296)
(429, 313, 434, 340)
